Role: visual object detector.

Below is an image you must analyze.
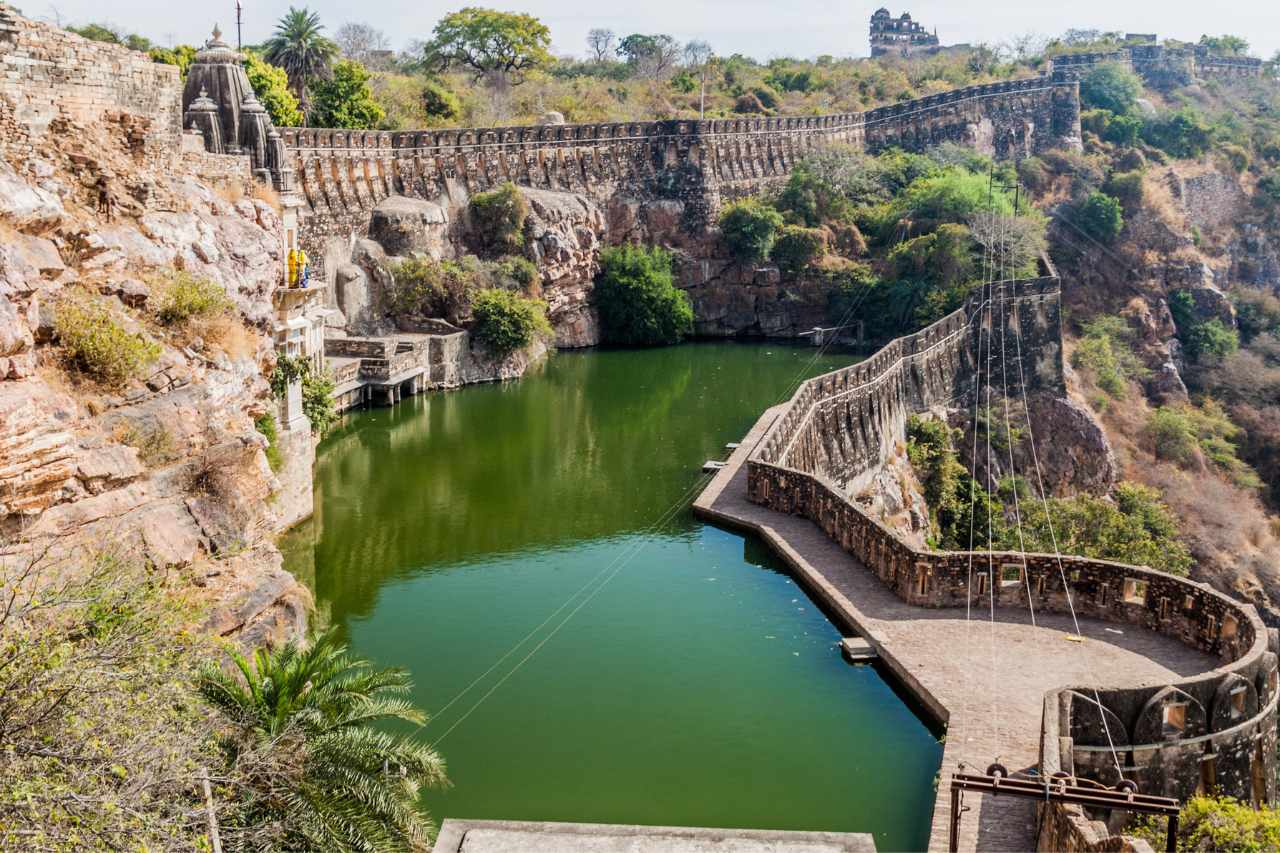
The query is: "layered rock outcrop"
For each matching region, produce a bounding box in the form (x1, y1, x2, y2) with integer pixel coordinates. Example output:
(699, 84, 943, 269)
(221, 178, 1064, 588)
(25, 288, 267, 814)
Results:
(0, 11, 309, 647)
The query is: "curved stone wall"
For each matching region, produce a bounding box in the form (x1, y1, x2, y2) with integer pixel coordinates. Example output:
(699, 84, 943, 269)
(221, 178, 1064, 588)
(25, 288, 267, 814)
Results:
(745, 274, 1278, 811)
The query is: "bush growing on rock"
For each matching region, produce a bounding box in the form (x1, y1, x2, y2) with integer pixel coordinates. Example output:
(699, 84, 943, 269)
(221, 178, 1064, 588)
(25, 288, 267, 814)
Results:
(470, 288, 550, 357)
(595, 245, 693, 346)
(468, 182, 529, 256)
(770, 225, 826, 275)
(1103, 170, 1145, 210)
(719, 198, 783, 264)
(1071, 315, 1148, 398)
(1142, 108, 1214, 159)
(1075, 191, 1125, 242)
(54, 298, 161, 387)
(153, 271, 232, 325)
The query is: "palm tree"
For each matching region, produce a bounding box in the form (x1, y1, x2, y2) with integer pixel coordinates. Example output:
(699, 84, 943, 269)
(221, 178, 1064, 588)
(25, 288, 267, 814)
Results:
(262, 7, 338, 123)
(199, 630, 447, 851)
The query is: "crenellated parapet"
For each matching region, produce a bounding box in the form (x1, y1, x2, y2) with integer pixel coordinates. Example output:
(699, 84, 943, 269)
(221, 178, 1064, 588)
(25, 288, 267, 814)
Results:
(1047, 43, 1263, 83)
(744, 266, 1278, 816)
(282, 75, 1081, 251)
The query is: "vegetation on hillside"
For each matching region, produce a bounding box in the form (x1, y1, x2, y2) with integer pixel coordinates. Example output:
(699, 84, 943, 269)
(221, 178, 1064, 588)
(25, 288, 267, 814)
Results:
(906, 415, 1193, 574)
(0, 548, 447, 849)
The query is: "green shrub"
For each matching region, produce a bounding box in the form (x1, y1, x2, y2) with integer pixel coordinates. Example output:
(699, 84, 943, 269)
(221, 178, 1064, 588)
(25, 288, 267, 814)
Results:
(1218, 142, 1250, 173)
(468, 182, 529, 256)
(387, 257, 446, 315)
(496, 256, 539, 289)
(1231, 287, 1280, 342)
(1075, 191, 1124, 242)
(1016, 157, 1049, 195)
(1132, 796, 1280, 852)
(470, 288, 550, 357)
(271, 355, 337, 436)
(751, 85, 780, 110)
(1102, 113, 1142, 147)
(595, 245, 693, 346)
(771, 225, 826, 275)
(308, 59, 386, 130)
(421, 80, 461, 121)
(153, 271, 232, 325)
(906, 415, 1001, 550)
(1148, 401, 1260, 488)
(776, 162, 855, 227)
(1258, 169, 1280, 204)
(1103, 170, 1145, 209)
(1170, 290, 1239, 362)
(1080, 62, 1142, 115)
(255, 414, 284, 472)
(242, 52, 303, 127)
(116, 421, 178, 467)
(1147, 406, 1199, 463)
(1071, 315, 1149, 397)
(892, 168, 1013, 228)
(1142, 108, 1214, 158)
(719, 197, 784, 264)
(54, 299, 161, 387)
(1007, 482, 1193, 576)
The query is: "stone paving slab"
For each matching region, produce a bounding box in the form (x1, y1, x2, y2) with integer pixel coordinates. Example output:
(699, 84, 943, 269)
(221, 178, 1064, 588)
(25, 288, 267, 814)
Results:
(434, 820, 877, 853)
(693, 407, 1218, 853)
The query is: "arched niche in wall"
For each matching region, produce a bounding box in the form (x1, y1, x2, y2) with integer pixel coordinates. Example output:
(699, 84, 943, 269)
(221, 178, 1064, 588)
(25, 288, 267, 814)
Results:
(1133, 686, 1207, 743)
(1067, 690, 1131, 749)
(1210, 672, 1259, 732)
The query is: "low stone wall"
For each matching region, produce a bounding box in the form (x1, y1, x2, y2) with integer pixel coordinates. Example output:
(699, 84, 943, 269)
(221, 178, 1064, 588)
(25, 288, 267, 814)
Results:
(745, 270, 1279, 820)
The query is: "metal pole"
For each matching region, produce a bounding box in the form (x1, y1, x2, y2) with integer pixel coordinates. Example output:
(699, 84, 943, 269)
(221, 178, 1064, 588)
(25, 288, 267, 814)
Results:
(235, 0, 242, 50)
(948, 783, 961, 853)
(1166, 813, 1178, 853)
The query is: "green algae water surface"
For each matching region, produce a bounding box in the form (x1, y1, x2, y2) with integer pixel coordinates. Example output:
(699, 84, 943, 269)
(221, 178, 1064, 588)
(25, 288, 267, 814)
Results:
(281, 342, 941, 851)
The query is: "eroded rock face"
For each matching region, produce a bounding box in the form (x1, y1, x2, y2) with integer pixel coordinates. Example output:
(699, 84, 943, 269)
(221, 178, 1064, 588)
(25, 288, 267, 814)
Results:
(0, 155, 307, 648)
(522, 187, 605, 348)
(368, 195, 450, 258)
(957, 393, 1118, 499)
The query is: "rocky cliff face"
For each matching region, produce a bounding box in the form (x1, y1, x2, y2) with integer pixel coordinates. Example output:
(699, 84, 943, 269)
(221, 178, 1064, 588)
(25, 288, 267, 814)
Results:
(0, 117, 310, 647)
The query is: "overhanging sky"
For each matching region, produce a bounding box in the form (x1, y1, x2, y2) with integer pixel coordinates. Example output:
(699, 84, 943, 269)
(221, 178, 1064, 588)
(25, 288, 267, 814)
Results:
(26, 0, 1280, 61)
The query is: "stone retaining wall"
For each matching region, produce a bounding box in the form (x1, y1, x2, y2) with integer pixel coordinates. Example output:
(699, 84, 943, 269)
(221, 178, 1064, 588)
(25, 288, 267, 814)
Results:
(284, 76, 1081, 252)
(745, 269, 1279, 828)
(0, 7, 181, 170)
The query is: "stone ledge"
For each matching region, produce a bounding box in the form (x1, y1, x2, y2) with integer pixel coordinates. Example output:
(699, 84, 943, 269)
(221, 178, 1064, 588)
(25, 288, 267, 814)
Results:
(434, 820, 877, 853)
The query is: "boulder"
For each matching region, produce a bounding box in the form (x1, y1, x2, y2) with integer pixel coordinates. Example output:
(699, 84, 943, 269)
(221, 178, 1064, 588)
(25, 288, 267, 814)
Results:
(368, 196, 449, 258)
(0, 163, 66, 234)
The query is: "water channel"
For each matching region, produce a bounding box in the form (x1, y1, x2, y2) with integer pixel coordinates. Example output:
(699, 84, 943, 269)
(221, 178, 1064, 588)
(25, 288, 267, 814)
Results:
(281, 341, 942, 851)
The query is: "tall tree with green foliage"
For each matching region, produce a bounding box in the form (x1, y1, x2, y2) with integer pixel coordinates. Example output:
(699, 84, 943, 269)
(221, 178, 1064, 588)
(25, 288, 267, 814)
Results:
(198, 629, 447, 850)
(263, 7, 338, 121)
(309, 59, 385, 129)
(243, 52, 304, 127)
(424, 8, 551, 91)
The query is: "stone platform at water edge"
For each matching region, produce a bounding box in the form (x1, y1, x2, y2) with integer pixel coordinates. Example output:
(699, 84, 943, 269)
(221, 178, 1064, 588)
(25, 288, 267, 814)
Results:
(693, 407, 1222, 853)
(434, 820, 876, 852)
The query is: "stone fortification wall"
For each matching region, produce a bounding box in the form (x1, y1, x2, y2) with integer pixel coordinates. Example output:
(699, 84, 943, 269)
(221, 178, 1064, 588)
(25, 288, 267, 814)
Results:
(283, 76, 1081, 254)
(745, 269, 1278, 818)
(0, 6, 181, 170)
(1048, 45, 1263, 83)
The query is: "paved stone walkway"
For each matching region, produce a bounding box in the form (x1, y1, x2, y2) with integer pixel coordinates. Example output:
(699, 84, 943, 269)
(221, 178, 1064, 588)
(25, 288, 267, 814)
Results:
(694, 407, 1218, 852)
